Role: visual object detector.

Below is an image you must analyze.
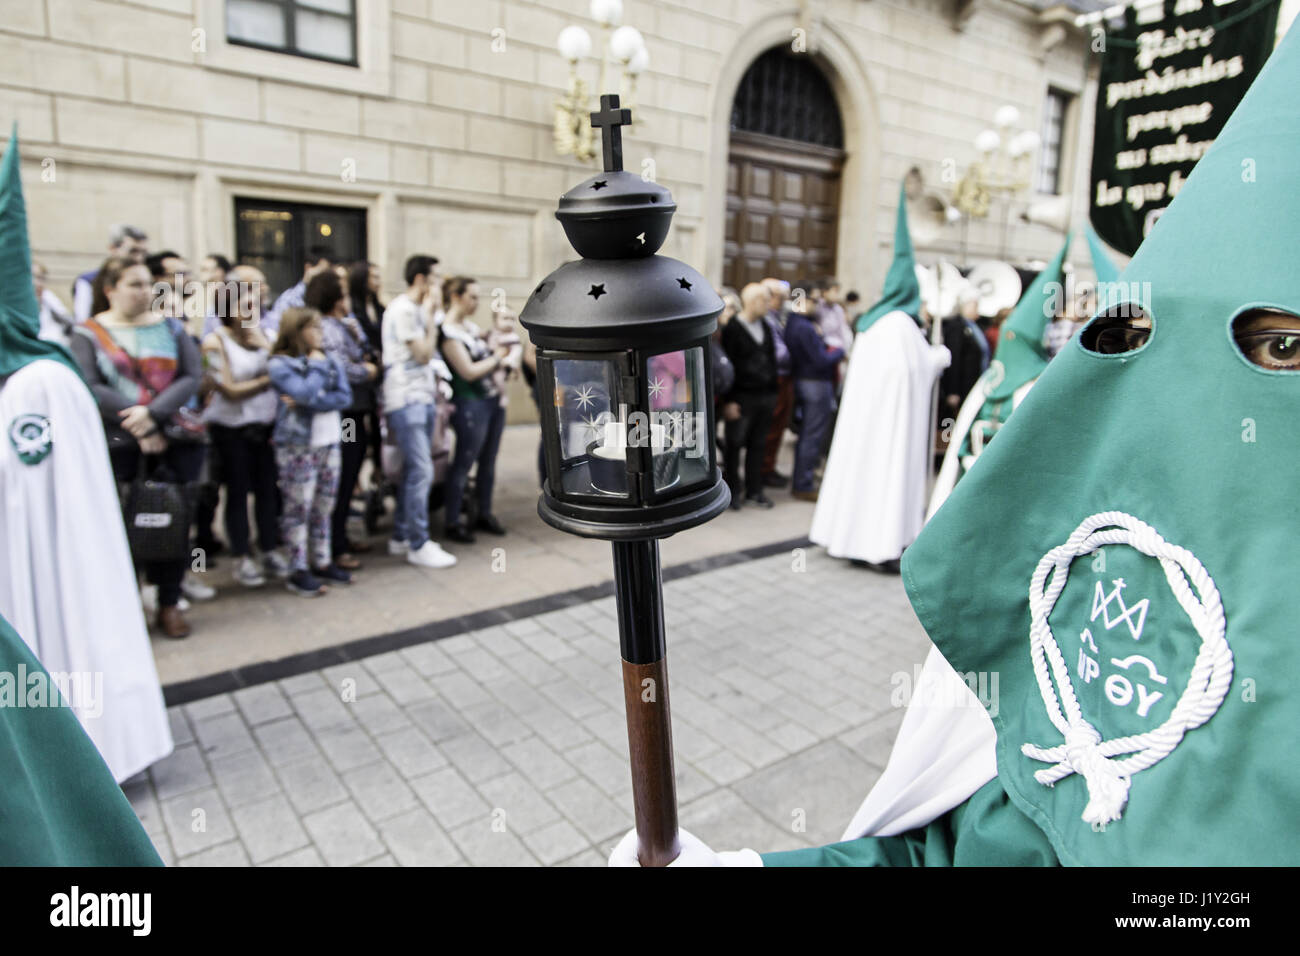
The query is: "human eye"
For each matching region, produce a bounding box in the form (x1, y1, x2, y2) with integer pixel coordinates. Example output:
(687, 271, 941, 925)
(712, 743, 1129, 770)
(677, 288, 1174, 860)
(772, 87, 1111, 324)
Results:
(1232, 310, 1300, 371)
(1239, 331, 1300, 370)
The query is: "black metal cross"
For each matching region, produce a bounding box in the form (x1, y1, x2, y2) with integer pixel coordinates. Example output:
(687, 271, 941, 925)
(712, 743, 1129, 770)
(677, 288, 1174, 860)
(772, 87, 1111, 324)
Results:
(590, 93, 632, 173)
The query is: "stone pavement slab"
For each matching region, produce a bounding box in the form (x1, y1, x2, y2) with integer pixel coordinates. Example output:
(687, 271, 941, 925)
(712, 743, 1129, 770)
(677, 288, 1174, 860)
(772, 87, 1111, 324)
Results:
(126, 546, 935, 866)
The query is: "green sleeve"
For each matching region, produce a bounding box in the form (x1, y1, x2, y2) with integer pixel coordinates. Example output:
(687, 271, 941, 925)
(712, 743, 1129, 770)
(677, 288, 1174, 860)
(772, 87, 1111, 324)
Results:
(761, 778, 1060, 867)
(0, 614, 163, 866)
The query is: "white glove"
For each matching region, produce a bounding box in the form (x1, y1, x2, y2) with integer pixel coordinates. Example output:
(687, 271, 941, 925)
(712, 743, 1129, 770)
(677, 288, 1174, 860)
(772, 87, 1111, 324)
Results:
(608, 828, 763, 867)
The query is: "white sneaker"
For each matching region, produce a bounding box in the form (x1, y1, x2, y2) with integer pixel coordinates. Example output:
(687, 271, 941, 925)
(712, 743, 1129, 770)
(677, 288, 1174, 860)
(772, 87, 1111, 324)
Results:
(235, 556, 266, 588)
(407, 541, 457, 569)
(142, 583, 190, 612)
(181, 573, 216, 601)
(140, 583, 158, 616)
(262, 549, 291, 579)
(387, 538, 410, 556)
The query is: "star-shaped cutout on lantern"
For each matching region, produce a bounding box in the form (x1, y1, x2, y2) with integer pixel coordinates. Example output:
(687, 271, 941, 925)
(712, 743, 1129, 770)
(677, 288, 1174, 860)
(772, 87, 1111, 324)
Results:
(581, 415, 602, 439)
(677, 277, 692, 290)
(636, 232, 646, 246)
(589, 284, 606, 300)
(573, 384, 597, 410)
(648, 377, 667, 399)
(591, 180, 608, 190)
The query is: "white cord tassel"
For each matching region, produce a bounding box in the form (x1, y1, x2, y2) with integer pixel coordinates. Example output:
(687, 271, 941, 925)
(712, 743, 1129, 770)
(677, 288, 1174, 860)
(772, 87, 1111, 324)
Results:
(1063, 724, 1131, 825)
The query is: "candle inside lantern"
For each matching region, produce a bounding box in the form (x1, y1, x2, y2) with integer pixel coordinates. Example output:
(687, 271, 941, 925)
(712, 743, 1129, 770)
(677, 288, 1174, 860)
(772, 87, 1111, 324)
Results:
(601, 420, 626, 455)
(597, 420, 670, 458)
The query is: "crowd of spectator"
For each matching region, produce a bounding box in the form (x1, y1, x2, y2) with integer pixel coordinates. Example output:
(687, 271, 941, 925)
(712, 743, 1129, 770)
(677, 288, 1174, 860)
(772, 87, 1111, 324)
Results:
(38, 223, 1085, 641)
(47, 224, 520, 639)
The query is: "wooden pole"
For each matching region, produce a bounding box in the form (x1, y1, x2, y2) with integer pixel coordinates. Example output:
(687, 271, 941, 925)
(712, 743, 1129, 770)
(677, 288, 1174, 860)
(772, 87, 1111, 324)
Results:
(611, 539, 680, 867)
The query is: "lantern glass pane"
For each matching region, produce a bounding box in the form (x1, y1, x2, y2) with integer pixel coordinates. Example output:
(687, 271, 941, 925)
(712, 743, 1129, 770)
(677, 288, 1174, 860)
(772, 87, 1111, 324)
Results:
(646, 346, 709, 494)
(551, 357, 628, 498)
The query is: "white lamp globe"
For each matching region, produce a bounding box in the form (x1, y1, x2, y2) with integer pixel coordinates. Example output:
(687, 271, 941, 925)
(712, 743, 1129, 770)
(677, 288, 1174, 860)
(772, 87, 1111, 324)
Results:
(590, 0, 624, 27)
(627, 45, 650, 76)
(975, 129, 1001, 155)
(557, 25, 592, 61)
(610, 25, 644, 63)
(994, 105, 1020, 129)
(1009, 130, 1041, 158)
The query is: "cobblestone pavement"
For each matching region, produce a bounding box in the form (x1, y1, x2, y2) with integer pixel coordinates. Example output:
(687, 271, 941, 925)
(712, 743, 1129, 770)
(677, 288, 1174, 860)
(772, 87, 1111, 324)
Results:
(125, 547, 931, 866)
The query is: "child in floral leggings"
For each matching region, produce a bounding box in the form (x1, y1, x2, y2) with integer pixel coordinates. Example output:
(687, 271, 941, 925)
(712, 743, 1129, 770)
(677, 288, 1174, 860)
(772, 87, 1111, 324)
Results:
(268, 308, 354, 596)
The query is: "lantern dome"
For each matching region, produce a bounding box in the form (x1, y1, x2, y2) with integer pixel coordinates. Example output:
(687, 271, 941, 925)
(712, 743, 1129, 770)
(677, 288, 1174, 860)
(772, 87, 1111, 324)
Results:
(556, 170, 675, 259)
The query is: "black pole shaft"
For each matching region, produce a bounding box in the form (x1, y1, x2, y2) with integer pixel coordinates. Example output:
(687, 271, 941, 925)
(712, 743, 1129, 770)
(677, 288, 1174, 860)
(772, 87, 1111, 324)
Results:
(611, 539, 680, 866)
(612, 539, 666, 664)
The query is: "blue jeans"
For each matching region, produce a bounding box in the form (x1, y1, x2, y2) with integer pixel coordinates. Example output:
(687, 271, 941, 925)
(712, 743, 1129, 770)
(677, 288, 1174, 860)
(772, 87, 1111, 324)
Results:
(793, 378, 836, 492)
(388, 401, 437, 550)
(446, 396, 506, 528)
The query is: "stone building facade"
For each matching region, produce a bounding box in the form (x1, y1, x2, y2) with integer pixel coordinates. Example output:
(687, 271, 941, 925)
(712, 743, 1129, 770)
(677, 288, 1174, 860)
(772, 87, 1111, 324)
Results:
(3, 0, 1107, 414)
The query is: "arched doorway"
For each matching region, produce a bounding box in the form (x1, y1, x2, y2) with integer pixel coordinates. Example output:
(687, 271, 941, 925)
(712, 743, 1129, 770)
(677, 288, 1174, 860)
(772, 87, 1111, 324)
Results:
(723, 47, 846, 290)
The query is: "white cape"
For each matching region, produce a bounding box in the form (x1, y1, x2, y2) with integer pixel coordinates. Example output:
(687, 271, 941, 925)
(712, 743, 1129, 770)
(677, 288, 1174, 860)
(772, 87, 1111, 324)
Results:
(810, 311, 950, 563)
(0, 359, 173, 782)
(840, 645, 997, 839)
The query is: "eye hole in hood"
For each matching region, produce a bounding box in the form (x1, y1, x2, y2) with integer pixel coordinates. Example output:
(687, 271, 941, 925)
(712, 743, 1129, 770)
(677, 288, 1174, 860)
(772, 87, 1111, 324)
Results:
(1081, 304, 1153, 356)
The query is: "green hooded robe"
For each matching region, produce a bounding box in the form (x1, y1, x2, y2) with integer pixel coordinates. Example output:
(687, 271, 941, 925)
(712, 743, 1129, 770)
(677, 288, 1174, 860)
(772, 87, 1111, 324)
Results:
(768, 21, 1298, 866)
(0, 614, 162, 865)
(959, 235, 1071, 461)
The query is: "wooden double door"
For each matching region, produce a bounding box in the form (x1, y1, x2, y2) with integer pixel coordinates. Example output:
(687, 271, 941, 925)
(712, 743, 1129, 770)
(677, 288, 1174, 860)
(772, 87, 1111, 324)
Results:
(723, 130, 844, 291)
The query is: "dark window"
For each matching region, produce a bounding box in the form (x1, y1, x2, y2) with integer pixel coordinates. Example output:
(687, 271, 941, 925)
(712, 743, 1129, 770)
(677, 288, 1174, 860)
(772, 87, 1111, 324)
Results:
(1037, 88, 1072, 194)
(730, 47, 844, 149)
(235, 198, 367, 297)
(226, 0, 358, 66)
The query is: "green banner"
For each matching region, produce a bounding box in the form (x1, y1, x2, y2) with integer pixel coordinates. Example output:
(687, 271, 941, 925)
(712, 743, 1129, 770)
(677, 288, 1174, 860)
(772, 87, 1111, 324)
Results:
(1089, 0, 1280, 257)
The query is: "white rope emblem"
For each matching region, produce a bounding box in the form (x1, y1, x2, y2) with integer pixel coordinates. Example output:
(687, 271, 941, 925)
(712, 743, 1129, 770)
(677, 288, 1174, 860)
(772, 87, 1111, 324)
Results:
(8, 413, 53, 465)
(1021, 511, 1232, 826)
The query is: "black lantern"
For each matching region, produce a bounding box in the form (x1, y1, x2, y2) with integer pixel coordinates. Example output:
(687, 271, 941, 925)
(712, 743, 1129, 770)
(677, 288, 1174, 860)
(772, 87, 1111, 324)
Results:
(520, 95, 730, 866)
(523, 102, 729, 540)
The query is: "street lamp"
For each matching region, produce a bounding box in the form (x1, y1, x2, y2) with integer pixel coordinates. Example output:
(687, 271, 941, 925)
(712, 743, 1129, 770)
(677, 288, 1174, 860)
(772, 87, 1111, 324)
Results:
(953, 104, 1041, 259)
(554, 2, 650, 162)
(521, 94, 730, 866)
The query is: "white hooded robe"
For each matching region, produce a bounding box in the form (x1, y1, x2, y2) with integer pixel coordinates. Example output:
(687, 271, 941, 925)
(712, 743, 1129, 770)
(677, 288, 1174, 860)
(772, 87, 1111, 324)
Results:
(810, 311, 951, 563)
(0, 359, 173, 782)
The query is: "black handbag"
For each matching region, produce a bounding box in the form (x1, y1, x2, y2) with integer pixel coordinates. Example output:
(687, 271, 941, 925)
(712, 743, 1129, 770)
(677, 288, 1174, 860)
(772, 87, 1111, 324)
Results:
(122, 456, 194, 564)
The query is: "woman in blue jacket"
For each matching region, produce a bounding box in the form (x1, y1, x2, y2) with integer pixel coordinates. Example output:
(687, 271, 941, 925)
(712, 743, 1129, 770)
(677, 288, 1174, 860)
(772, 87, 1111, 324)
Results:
(268, 307, 353, 596)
